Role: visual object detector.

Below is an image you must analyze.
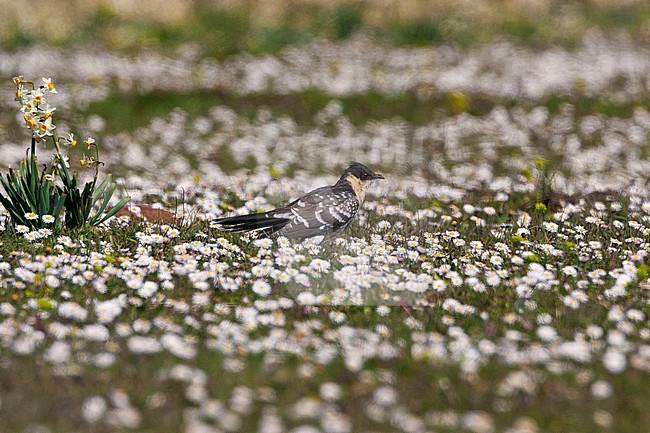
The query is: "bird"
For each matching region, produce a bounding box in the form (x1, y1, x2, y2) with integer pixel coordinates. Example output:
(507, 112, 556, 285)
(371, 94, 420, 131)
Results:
(215, 162, 385, 240)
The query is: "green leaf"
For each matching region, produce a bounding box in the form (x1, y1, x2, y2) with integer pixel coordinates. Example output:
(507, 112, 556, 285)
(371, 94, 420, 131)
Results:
(97, 182, 116, 214)
(95, 196, 130, 225)
(90, 175, 111, 204)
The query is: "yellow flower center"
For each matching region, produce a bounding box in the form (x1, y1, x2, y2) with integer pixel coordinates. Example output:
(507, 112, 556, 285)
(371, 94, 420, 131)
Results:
(48, 82, 55, 90)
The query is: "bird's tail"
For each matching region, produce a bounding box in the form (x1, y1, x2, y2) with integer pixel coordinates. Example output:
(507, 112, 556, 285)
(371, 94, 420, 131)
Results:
(214, 210, 290, 234)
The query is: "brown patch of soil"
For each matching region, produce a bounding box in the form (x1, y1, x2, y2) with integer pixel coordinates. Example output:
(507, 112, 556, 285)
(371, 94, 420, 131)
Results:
(114, 204, 176, 224)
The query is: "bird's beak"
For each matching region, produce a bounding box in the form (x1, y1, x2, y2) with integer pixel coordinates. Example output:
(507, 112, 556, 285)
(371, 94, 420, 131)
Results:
(373, 172, 385, 180)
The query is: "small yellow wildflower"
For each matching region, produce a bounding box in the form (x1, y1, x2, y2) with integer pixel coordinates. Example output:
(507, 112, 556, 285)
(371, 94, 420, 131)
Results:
(84, 137, 96, 148)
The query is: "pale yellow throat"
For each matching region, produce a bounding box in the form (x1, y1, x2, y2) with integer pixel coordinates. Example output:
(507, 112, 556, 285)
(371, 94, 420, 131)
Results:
(346, 174, 367, 203)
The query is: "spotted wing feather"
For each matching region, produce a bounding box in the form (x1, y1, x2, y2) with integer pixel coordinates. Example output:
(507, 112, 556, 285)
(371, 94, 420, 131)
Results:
(276, 186, 359, 239)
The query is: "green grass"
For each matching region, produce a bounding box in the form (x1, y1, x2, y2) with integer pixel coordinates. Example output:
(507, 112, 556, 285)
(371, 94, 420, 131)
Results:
(84, 88, 650, 134)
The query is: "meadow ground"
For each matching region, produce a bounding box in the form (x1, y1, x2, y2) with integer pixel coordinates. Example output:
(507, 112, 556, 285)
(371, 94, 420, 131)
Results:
(0, 1, 649, 432)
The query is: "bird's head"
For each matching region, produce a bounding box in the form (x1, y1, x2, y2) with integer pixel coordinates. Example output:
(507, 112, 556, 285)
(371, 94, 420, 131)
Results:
(338, 162, 384, 203)
(341, 161, 385, 183)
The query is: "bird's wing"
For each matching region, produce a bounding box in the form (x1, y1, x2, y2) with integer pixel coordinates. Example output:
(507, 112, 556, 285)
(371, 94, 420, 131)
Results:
(276, 186, 359, 239)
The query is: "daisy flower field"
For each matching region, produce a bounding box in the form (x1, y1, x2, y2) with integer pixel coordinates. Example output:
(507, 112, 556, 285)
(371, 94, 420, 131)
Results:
(0, 1, 649, 432)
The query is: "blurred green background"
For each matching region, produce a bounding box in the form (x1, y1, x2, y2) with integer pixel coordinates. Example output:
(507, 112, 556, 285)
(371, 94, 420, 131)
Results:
(2, 0, 649, 55)
(3, 0, 649, 147)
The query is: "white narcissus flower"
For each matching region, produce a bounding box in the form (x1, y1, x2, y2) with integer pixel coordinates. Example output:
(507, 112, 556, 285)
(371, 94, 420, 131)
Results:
(22, 113, 37, 130)
(43, 104, 56, 119)
(37, 117, 56, 137)
(42, 77, 57, 93)
(20, 99, 36, 114)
